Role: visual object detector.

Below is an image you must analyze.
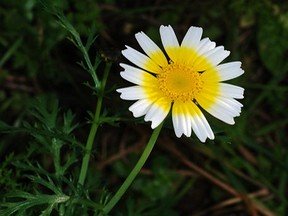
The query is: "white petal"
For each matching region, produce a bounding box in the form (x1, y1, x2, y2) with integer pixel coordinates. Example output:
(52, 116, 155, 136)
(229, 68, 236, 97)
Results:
(172, 101, 214, 141)
(216, 62, 244, 81)
(119, 63, 156, 86)
(194, 116, 209, 142)
(172, 114, 182, 138)
(175, 105, 188, 137)
(202, 46, 230, 66)
(220, 97, 243, 113)
(172, 102, 195, 138)
(190, 116, 206, 142)
(197, 112, 215, 140)
(135, 32, 167, 67)
(182, 114, 192, 137)
(116, 86, 146, 100)
(144, 99, 170, 129)
(160, 25, 179, 48)
(122, 46, 159, 72)
(179, 113, 188, 137)
(213, 98, 241, 117)
(129, 99, 152, 117)
(197, 94, 236, 124)
(178, 105, 192, 137)
(196, 38, 216, 55)
(206, 103, 235, 125)
(181, 26, 203, 48)
(119, 64, 144, 85)
(225, 97, 243, 108)
(220, 83, 244, 99)
(181, 104, 193, 137)
(188, 103, 214, 142)
(185, 115, 192, 137)
(172, 104, 184, 138)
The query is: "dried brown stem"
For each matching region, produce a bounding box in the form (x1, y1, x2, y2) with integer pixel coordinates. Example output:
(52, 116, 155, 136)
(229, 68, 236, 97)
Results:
(194, 188, 270, 216)
(161, 138, 275, 216)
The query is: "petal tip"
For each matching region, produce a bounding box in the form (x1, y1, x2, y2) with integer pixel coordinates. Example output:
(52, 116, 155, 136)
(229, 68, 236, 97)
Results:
(199, 137, 207, 143)
(119, 63, 126, 68)
(121, 49, 128, 55)
(151, 121, 158, 129)
(228, 119, 235, 125)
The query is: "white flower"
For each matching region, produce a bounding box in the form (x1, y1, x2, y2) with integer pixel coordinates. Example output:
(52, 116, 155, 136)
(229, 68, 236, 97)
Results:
(117, 25, 244, 142)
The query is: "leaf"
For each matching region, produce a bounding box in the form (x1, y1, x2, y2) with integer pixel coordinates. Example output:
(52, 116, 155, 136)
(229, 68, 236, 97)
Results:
(63, 110, 79, 134)
(29, 96, 59, 130)
(0, 192, 70, 216)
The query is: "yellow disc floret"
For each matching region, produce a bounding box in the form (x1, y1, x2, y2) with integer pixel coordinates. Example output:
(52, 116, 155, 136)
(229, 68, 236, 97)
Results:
(157, 62, 204, 102)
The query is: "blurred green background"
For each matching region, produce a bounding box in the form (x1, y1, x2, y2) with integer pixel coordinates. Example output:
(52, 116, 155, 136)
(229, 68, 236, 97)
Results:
(0, 0, 287, 215)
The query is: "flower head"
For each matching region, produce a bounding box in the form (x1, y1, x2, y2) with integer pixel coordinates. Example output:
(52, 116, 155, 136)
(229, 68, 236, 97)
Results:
(117, 25, 244, 142)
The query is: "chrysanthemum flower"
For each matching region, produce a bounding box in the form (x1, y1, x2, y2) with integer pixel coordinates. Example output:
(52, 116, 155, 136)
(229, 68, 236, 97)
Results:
(117, 25, 244, 142)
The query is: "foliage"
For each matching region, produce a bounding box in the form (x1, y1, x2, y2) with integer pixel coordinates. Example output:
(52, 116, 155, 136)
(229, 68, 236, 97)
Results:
(0, 0, 287, 215)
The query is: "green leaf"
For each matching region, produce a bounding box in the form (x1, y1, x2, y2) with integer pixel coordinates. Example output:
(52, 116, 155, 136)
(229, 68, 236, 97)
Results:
(0, 192, 70, 216)
(30, 96, 59, 130)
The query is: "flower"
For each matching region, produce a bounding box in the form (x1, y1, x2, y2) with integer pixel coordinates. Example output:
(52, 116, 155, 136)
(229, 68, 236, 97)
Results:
(117, 25, 244, 142)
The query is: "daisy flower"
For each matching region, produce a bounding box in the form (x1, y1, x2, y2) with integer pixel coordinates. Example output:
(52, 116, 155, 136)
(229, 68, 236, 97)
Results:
(117, 25, 244, 142)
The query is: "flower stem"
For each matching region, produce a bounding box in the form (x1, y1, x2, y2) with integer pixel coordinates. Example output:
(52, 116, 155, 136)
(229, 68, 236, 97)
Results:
(78, 62, 111, 186)
(102, 122, 164, 214)
(78, 97, 102, 185)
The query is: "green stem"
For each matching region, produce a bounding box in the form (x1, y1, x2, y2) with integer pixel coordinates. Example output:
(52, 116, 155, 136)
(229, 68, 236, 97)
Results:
(78, 96, 102, 185)
(78, 63, 111, 185)
(103, 122, 164, 214)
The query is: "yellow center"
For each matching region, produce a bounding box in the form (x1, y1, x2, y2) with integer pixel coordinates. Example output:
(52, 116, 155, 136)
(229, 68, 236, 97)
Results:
(157, 62, 204, 102)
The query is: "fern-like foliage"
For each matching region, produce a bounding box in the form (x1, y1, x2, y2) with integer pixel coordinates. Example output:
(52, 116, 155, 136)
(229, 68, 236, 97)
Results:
(0, 96, 108, 215)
